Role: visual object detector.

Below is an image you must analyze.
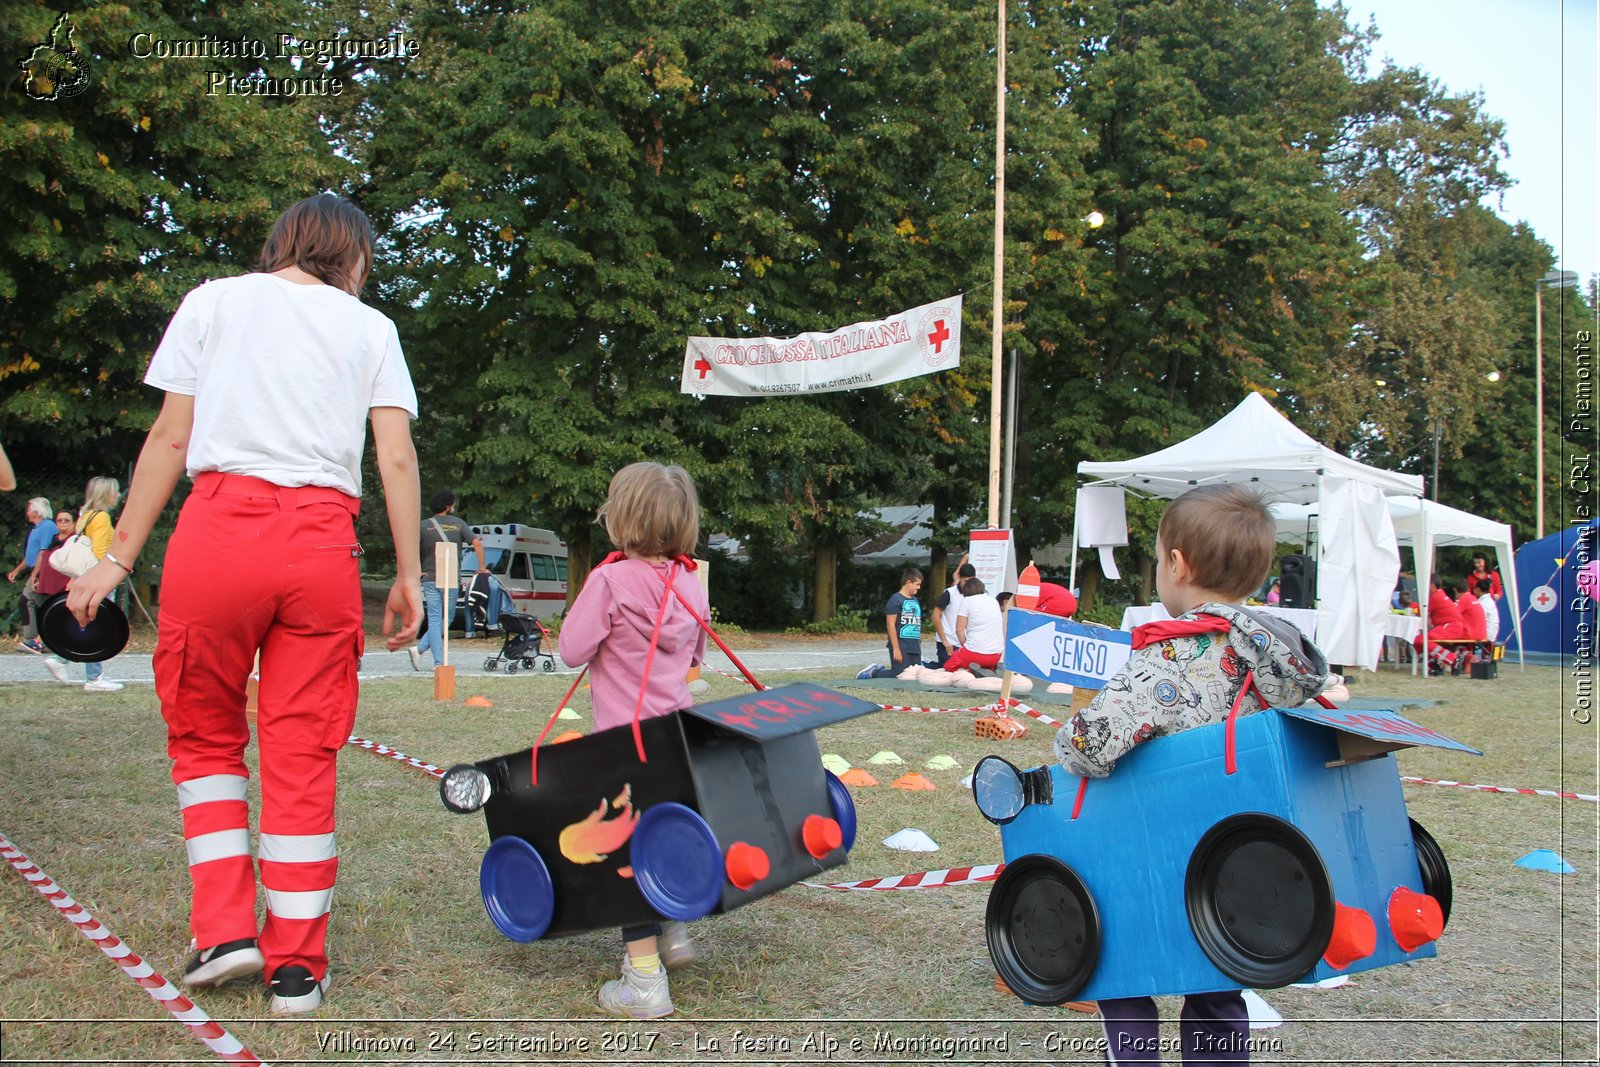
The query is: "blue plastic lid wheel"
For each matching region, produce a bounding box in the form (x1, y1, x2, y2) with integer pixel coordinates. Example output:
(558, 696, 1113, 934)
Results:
(480, 836, 555, 942)
(631, 802, 723, 920)
(824, 770, 858, 852)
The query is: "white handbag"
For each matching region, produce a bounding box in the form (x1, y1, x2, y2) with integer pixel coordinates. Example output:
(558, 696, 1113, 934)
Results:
(47, 513, 101, 579)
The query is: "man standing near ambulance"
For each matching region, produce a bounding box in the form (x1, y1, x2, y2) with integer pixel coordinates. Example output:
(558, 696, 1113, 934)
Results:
(408, 488, 485, 670)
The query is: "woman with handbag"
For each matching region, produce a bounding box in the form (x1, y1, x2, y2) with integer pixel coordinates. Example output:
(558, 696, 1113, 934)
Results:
(43, 476, 122, 691)
(65, 193, 421, 1015)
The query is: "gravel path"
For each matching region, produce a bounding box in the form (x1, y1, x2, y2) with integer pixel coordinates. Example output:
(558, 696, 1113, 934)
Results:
(0, 636, 887, 687)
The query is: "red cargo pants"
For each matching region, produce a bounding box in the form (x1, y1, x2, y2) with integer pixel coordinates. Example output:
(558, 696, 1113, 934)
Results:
(155, 472, 364, 982)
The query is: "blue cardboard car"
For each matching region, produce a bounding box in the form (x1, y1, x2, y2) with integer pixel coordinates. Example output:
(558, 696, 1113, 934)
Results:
(973, 703, 1476, 1003)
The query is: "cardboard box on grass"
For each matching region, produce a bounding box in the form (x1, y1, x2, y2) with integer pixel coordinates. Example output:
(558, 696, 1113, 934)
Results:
(980, 704, 1478, 1004)
(449, 684, 878, 940)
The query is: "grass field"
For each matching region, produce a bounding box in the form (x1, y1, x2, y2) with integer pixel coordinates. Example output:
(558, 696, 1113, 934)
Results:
(0, 656, 1594, 1065)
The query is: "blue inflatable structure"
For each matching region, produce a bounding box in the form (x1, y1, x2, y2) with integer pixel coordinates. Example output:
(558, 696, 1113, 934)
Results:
(1505, 518, 1599, 664)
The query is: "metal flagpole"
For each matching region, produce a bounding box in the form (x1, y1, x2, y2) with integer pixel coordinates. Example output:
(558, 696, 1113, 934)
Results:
(987, 0, 1006, 528)
(1002, 345, 1018, 527)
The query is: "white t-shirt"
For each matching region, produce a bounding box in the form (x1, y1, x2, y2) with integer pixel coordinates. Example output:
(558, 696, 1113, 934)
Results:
(145, 273, 418, 497)
(958, 593, 1005, 655)
(1478, 592, 1499, 643)
(936, 583, 967, 649)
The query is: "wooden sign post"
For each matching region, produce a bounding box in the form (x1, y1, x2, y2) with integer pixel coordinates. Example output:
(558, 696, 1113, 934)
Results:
(434, 540, 457, 701)
(246, 649, 261, 718)
(686, 556, 710, 689)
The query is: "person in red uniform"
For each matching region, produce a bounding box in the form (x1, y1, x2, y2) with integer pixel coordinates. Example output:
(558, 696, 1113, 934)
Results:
(67, 195, 422, 1015)
(1455, 581, 1488, 642)
(1035, 581, 1078, 618)
(1412, 577, 1467, 673)
(1464, 552, 1502, 600)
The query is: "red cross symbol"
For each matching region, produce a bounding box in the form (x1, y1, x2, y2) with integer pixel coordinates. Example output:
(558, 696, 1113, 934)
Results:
(1533, 588, 1554, 609)
(927, 319, 950, 353)
(693, 354, 712, 379)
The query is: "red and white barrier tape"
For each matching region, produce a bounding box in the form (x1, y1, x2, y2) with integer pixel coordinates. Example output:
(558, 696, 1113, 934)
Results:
(702, 663, 754, 685)
(803, 863, 1004, 891)
(1006, 701, 1066, 728)
(1401, 776, 1599, 803)
(346, 735, 445, 779)
(879, 702, 992, 714)
(0, 832, 268, 1066)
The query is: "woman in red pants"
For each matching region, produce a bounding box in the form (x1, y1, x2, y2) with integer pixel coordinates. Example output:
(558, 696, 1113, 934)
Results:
(67, 194, 421, 1015)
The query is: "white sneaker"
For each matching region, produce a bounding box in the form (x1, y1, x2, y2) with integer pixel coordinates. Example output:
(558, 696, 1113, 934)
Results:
(84, 678, 124, 692)
(407, 647, 423, 672)
(43, 657, 73, 684)
(597, 957, 673, 1019)
(659, 921, 698, 971)
(269, 964, 328, 1014)
(183, 938, 264, 987)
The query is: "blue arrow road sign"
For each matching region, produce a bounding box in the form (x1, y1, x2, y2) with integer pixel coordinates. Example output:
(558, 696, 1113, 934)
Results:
(1002, 609, 1133, 689)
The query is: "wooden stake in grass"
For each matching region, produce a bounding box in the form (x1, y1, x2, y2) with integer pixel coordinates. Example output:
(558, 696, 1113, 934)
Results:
(434, 540, 457, 701)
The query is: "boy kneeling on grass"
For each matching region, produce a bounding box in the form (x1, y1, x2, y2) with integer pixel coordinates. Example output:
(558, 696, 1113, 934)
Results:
(1053, 484, 1348, 1065)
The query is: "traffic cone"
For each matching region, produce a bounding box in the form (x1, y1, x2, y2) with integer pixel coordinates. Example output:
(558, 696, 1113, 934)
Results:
(1016, 562, 1041, 610)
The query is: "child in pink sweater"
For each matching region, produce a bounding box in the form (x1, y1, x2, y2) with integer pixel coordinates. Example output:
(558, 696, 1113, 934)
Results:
(557, 462, 709, 1019)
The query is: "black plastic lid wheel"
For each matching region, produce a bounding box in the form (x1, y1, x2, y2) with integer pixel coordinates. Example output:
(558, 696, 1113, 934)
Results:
(38, 593, 129, 663)
(986, 854, 1100, 1005)
(1410, 818, 1453, 927)
(1185, 813, 1335, 988)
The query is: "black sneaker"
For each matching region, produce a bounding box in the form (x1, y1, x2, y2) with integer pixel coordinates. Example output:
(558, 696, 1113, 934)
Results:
(183, 938, 264, 987)
(270, 964, 327, 1014)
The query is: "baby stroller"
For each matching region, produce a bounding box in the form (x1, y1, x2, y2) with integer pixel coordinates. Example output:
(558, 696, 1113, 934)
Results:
(484, 611, 555, 674)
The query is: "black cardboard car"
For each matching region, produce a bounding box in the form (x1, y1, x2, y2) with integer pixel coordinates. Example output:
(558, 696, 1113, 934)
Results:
(440, 684, 877, 940)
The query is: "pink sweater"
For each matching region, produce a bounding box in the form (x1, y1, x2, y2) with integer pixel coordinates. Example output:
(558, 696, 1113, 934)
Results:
(557, 557, 709, 733)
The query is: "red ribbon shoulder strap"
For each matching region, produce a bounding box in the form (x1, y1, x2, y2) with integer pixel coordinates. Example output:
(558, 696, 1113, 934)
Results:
(1130, 614, 1232, 650)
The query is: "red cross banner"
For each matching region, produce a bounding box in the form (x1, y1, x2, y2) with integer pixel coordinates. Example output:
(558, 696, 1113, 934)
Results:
(680, 294, 962, 397)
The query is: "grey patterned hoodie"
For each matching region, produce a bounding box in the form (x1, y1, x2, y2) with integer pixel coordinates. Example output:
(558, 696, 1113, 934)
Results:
(1054, 602, 1333, 779)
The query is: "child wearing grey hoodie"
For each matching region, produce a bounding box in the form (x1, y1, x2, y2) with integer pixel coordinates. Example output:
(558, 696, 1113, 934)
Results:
(1054, 484, 1344, 1065)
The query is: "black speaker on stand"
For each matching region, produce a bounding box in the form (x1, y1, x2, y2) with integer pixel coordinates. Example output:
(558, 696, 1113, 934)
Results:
(1278, 554, 1315, 608)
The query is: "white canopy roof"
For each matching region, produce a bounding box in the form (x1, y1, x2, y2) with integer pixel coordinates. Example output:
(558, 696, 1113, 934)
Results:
(1271, 495, 1524, 667)
(1077, 392, 1424, 504)
(1271, 496, 1513, 552)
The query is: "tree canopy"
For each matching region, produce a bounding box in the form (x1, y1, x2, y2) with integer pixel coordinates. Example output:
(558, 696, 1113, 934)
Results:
(2, 0, 1589, 626)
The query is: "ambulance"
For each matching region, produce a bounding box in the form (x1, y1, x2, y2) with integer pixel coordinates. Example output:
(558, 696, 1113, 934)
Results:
(458, 524, 569, 622)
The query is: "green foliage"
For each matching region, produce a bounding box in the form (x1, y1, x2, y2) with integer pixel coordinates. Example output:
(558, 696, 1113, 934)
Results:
(705, 606, 746, 638)
(702, 547, 807, 630)
(3, 0, 1572, 628)
(787, 608, 872, 636)
(1014, 0, 1369, 552)
(1, 1, 353, 462)
(1073, 598, 1131, 629)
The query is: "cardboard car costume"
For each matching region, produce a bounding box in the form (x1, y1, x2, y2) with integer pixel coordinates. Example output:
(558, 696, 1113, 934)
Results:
(974, 702, 1477, 1004)
(442, 684, 878, 940)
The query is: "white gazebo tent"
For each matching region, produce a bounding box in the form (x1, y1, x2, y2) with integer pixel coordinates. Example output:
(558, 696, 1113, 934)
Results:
(1073, 393, 1425, 671)
(1271, 496, 1524, 670)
